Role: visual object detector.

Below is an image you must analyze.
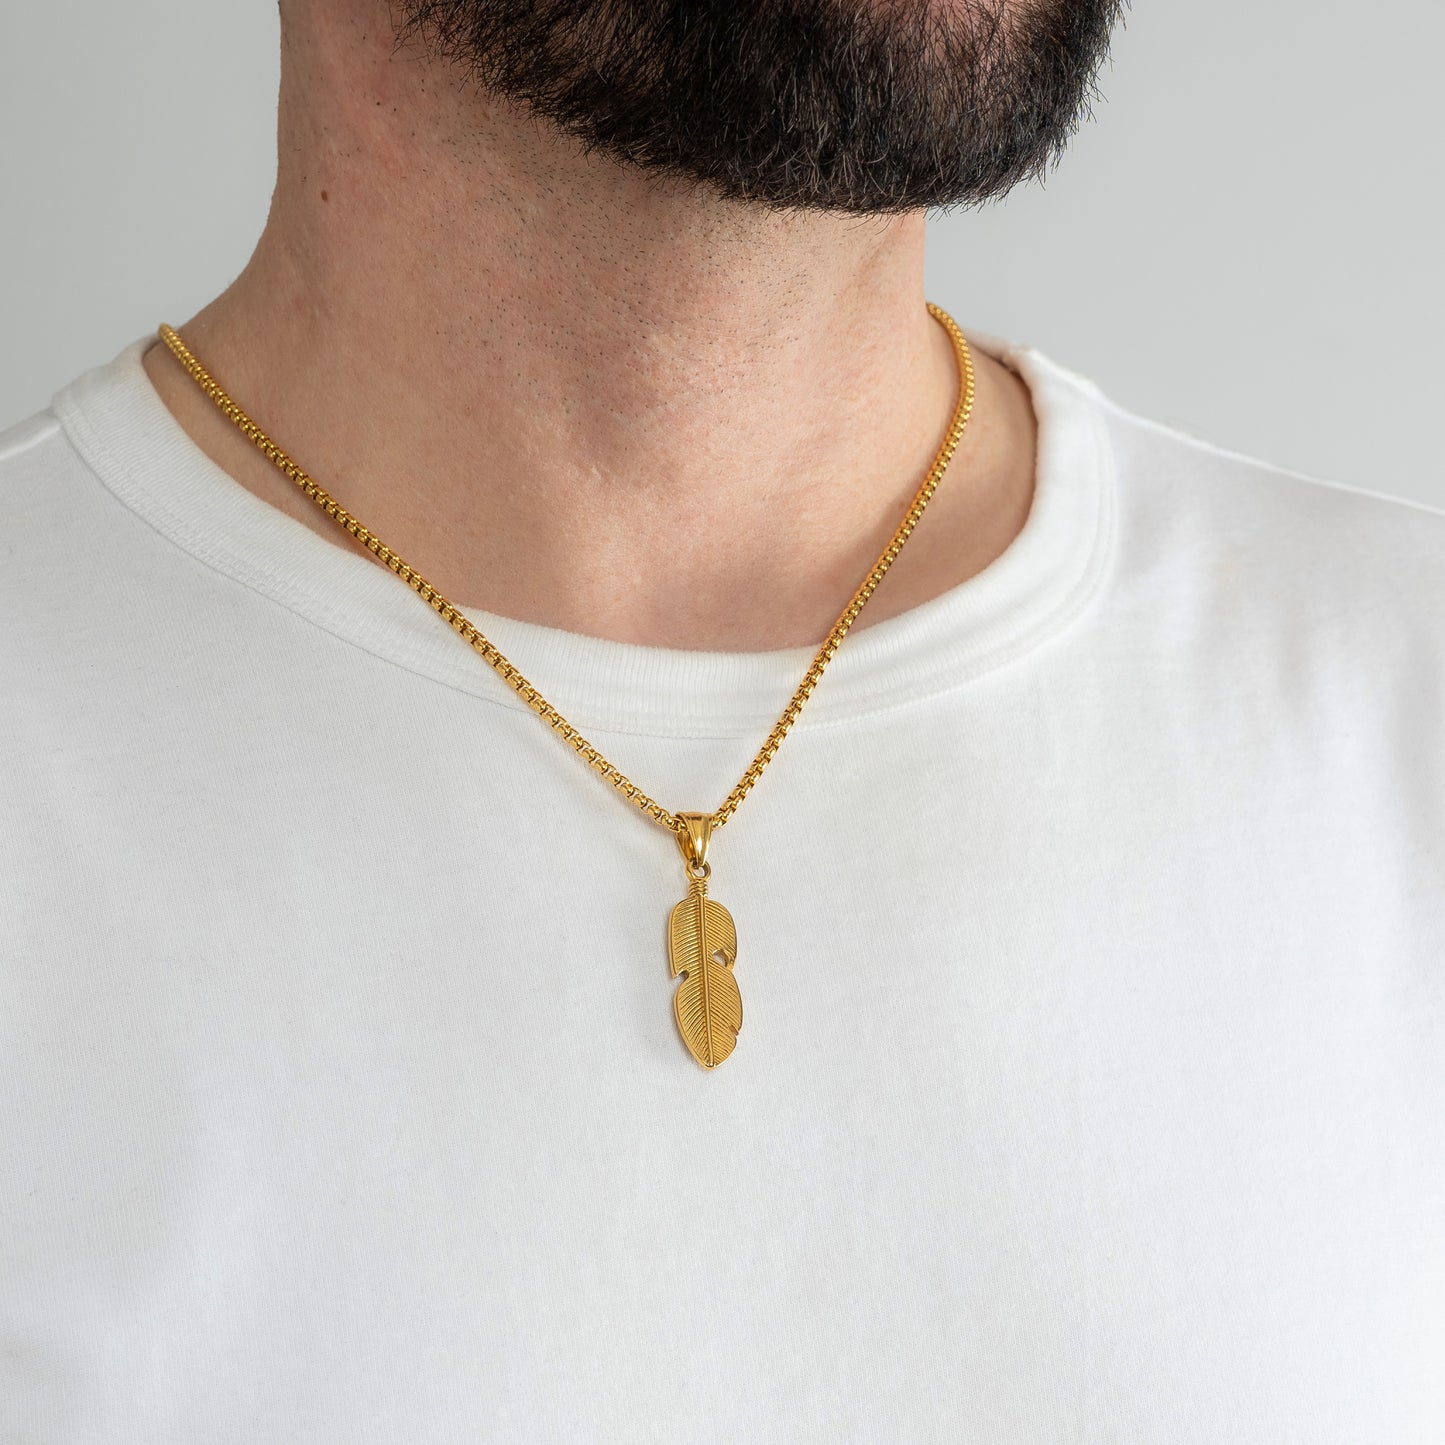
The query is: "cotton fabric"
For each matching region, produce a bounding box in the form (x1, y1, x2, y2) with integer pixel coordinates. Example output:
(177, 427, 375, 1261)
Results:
(2, 331, 1442, 1442)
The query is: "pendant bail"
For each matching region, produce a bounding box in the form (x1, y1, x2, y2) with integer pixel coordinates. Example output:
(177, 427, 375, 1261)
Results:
(675, 812, 714, 872)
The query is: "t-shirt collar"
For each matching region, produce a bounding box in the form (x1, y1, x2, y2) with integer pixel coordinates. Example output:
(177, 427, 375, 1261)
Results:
(52, 327, 1118, 739)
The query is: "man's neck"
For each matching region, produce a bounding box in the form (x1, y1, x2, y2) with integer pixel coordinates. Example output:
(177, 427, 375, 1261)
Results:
(144, 5, 1037, 651)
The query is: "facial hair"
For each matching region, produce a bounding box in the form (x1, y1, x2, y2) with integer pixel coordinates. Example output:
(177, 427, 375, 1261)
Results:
(395, 0, 1127, 214)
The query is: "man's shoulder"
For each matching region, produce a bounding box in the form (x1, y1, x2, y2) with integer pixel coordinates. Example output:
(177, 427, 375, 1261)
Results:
(0, 406, 70, 483)
(0, 397, 114, 578)
(1016, 360, 1445, 720)
(1081, 378, 1445, 632)
(0, 391, 103, 512)
(0, 402, 95, 558)
(1093, 380, 1445, 553)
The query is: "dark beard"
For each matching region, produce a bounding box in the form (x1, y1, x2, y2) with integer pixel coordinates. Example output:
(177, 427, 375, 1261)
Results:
(394, 0, 1126, 214)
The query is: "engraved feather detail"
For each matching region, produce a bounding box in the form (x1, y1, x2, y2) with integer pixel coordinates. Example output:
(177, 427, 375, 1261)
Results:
(668, 875, 742, 1069)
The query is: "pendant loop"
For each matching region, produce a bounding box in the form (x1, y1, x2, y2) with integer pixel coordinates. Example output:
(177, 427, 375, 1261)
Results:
(675, 812, 714, 872)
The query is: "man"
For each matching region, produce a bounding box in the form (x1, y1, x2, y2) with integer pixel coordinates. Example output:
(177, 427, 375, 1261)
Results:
(2, 1, 1441, 1439)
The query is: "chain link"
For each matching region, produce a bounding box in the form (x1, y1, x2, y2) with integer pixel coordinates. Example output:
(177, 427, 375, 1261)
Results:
(157, 305, 975, 838)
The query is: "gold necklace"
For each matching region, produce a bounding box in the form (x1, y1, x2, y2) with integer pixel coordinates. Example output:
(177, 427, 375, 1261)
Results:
(157, 305, 976, 1070)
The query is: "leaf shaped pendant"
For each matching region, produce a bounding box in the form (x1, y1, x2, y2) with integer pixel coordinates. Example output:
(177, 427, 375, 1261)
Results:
(668, 814, 742, 1070)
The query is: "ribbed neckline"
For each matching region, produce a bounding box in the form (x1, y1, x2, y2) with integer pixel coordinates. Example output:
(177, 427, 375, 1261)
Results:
(51, 327, 1117, 740)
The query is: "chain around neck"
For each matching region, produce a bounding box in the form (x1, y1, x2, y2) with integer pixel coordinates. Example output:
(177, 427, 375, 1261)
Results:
(156, 303, 976, 837)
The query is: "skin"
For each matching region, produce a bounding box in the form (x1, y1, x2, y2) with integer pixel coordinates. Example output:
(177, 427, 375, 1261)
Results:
(143, 0, 1039, 652)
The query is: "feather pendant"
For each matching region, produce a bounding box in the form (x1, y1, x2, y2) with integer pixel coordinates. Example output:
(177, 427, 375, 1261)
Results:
(668, 873, 742, 1070)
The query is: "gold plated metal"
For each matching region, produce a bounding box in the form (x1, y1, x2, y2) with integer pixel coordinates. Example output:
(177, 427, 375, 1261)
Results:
(667, 811, 739, 1068)
(668, 865, 741, 1070)
(156, 305, 977, 1070)
(675, 812, 714, 873)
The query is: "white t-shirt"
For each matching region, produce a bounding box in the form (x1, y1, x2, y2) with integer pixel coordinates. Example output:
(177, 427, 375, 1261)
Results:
(2, 330, 1442, 1443)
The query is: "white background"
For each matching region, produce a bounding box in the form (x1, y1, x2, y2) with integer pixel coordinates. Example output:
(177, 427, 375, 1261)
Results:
(2, 1, 1441, 508)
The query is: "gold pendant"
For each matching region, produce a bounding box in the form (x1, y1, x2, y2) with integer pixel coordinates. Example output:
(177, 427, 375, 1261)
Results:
(667, 813, 742, 1070)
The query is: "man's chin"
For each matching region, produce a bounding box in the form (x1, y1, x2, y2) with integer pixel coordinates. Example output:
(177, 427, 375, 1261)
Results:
(394, 0, 1126, 213)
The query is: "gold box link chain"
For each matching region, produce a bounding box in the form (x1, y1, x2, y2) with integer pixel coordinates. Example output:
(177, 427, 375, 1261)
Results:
(157, 305, 975, 840)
